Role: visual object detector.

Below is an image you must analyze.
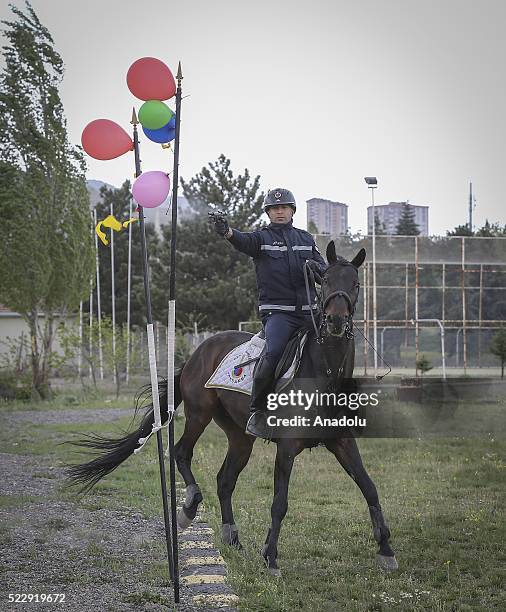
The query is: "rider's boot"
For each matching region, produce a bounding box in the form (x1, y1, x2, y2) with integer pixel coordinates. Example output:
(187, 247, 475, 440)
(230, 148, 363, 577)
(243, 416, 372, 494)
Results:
(245, 355, 275, 439)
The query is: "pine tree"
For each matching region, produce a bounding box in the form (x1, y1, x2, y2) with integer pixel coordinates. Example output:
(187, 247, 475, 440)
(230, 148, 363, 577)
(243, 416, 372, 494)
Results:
(395, 203, 420, 236)
(152, 156, 265, 330)
(374, 211, 387, 235)
(0, 2, 94, 398)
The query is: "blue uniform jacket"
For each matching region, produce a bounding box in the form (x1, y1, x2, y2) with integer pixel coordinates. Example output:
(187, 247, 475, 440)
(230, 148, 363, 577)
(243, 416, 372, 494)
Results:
(228, 220, 327, 313)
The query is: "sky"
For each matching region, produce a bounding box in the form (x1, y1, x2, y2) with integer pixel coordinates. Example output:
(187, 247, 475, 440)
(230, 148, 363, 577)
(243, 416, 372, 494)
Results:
(1, 0, 505, 235)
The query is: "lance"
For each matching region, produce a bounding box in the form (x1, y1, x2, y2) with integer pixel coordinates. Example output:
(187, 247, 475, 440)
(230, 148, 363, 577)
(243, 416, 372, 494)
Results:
(165, 60, 183, 604)
(130, 108, 175, 585)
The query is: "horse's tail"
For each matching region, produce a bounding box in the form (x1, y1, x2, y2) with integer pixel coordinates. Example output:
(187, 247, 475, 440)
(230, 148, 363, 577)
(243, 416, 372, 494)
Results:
(65, 368, 184, 494)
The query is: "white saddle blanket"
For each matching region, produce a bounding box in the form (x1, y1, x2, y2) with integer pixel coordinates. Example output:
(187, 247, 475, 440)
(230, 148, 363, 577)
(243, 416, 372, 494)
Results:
(204, 331, 308, 395)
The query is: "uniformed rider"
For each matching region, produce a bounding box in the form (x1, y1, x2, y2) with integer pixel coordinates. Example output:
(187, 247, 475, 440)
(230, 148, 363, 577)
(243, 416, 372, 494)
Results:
(211, 188, 327, 438)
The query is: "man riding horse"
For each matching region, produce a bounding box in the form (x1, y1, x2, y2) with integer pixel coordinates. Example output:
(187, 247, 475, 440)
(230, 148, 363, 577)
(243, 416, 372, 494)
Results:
(210, 188, 328, 438)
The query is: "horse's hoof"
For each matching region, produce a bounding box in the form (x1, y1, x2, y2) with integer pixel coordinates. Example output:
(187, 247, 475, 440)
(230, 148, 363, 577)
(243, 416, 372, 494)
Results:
(177, 508, 192, 531)
(377, 553, 398, 571)
(268, 567, 282, 578)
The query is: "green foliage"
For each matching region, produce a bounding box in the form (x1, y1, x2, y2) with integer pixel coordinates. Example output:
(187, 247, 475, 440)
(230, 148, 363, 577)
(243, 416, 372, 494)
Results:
(180, 153, 264, 229)
(373, 211, 387, 235)
(447, 219, 506, 237)
(91, 181, 159, 328)
(490, 328, 506, 378)
(152, 155, 265, 330)
(417, 354, 433, 376)
(395, 203, 420, 235)
(0, 2, 94, 398)
(307, 220, 319, 234)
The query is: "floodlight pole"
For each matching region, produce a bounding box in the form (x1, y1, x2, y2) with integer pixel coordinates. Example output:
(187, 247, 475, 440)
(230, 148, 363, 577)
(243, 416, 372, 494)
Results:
(365, 178, 378, 375)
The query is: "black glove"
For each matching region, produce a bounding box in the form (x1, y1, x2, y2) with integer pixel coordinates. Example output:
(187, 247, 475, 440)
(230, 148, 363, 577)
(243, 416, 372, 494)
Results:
(208, 211, 230, 237)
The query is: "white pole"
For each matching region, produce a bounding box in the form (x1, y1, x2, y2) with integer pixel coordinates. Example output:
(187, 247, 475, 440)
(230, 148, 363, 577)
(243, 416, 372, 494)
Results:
(88, 283, 93, 380)
(371, 187, 378, 375)
(166, 300, 176, 454)
(78, 301, 83, 377)
(110, 202, 117, 386)
(126, 197, 133, 384)
(93, 209, 104, 380)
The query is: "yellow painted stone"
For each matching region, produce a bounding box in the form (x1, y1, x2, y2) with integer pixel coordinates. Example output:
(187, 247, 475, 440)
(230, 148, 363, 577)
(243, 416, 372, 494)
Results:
(182, 555, 225, 567)
(192, 594, 240, 607)
(180, 540, 214, 550)
(180, 574, 227, 585)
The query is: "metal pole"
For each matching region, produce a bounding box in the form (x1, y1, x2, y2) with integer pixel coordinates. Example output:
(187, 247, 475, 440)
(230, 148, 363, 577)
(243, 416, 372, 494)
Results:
(442, 263, 446, 325)
(110, 202, 117, 386)
(131, 109, 175, 588)
(478, 263, 483, 367)
(363, 263, 368, 375)
(404, 263, 409, 348)
(461, 237, 467, 374)
(126, 197, 133, 384)
(371, 187, 378, 375)
(456, 327, 463, 367)
(88, 282, 93, 380)
(166, 61, 183, 604)
(415, 236, 419, 375)
(93, 209, 104, 380)
(78, 301, 83, 377)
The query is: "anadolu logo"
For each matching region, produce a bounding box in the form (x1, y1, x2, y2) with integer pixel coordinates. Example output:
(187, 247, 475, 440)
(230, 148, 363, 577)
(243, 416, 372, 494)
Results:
(229, 365, 246, 384)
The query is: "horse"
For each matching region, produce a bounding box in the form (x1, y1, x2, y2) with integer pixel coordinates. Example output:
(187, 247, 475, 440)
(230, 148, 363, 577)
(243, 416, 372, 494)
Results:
(67, 241, 397, 576)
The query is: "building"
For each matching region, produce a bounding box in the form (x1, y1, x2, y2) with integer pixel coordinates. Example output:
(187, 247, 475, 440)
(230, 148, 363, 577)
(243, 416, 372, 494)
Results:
(306, 198, 348, 235)
(367, 201, 429, 235)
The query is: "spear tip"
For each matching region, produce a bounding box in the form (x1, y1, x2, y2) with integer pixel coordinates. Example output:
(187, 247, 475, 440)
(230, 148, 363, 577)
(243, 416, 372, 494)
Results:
(131, 107, 139, 125)
(176, 61, 183, 81)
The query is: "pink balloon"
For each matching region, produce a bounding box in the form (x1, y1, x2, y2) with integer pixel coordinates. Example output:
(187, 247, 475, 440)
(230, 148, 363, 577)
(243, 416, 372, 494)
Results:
(127, 57, 176, 101)
(81, 119, 133, 160)
(132, 171, 171, 208)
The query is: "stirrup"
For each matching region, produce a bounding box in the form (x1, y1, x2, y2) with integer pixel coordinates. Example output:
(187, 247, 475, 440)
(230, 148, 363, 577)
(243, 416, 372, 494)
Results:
(245, 411, 272, 440)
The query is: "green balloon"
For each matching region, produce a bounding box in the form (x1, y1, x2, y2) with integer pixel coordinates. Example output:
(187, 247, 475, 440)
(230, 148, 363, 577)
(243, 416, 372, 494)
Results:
(138, 100, 173, 130)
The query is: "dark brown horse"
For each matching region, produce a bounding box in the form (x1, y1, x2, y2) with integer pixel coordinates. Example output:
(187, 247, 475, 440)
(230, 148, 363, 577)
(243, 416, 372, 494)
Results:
(68, 242, 397, 576)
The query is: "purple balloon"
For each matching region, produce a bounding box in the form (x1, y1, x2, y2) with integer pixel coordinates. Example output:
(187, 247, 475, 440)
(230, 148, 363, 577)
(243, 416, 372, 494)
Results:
(132, 171, 171, 208)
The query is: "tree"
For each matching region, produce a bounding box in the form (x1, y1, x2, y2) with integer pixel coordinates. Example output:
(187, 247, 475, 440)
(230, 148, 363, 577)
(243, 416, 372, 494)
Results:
(307, 220, 319, 234)
(416, 354, 433, 378)
(373, 211, 387, 235)
(0, 2, 94, 398)
(91, 181, 159, 328)
(181, 154, 264, 228)
(152, 155, 265, 330)
(395, 204, 420, 236)
(490, 329, 506, 379)
(447, 220, 506, 237)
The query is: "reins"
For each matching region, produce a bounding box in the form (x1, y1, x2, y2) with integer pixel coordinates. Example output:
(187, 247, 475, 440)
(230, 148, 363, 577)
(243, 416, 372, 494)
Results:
(303, 259, 391, 382)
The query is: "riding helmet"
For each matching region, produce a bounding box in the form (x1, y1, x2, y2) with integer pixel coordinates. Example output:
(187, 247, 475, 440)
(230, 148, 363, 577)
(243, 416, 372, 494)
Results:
(263, 188, 296, 212)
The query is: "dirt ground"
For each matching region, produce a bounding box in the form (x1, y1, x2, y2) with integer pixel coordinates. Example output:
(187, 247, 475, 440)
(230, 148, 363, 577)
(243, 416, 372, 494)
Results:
(0, 408, 238, 612)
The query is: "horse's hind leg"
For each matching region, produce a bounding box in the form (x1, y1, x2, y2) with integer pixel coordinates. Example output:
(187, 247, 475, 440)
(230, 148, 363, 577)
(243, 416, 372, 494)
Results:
(324, 437, 398, 571)
(175, 408, 212, 530)
(216, 425, 254, 550)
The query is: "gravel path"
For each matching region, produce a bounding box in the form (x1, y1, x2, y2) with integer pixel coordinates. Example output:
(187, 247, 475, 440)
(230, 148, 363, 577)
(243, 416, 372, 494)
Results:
(0, 409, 238, 612)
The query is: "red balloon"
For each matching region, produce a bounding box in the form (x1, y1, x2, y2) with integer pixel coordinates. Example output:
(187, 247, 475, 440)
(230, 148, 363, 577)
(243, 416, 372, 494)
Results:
(81, 119, 133, 160)
(127, 57, 176, 101)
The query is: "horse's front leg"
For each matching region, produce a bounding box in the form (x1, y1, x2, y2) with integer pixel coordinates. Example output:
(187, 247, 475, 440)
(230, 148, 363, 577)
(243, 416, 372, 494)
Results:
(324, 437, 398, 571)
(262, 439, 304, 577)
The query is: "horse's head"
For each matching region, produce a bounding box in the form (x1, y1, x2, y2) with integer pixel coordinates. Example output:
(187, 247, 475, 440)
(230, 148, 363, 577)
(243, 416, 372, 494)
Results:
(321, 242, 366, 338)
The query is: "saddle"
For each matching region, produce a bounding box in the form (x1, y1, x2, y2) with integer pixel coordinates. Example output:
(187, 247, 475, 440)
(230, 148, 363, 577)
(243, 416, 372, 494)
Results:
(238, 328, 309, 387)
(204, 329, 309, 395)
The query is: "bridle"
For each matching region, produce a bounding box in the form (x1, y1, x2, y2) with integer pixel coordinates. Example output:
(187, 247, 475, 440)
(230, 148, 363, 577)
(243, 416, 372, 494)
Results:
(304, 259, 360, 345)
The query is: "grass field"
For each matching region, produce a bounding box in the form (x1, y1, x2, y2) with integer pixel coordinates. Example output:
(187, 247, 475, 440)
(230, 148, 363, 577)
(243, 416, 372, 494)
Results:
(1, 392, 505, 611)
